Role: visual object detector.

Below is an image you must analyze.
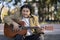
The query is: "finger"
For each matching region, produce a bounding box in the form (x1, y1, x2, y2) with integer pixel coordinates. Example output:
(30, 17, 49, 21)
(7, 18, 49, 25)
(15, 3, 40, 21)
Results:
(13, 28, 18, 32)
(16, 28, 19, 31)
(13, 29, 16, 32)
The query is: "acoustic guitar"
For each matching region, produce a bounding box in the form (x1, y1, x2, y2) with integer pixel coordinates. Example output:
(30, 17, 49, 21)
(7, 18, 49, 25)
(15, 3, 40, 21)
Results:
(4, 21, 53, 38)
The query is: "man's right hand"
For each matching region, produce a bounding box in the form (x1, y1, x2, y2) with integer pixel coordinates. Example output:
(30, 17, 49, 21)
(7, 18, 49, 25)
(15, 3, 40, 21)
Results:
(13, 22, 20, 32)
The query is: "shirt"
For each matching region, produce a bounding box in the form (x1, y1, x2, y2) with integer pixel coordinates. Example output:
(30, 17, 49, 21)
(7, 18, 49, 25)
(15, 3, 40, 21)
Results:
(22, 17, 33, 36)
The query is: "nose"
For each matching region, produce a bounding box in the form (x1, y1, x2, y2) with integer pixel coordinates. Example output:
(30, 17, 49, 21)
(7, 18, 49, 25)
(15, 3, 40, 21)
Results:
(23, 11, 27, 14)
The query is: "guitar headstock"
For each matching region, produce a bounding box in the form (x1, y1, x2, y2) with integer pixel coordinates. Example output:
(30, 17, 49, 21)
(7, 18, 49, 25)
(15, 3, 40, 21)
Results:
(44, 26, 54, 31)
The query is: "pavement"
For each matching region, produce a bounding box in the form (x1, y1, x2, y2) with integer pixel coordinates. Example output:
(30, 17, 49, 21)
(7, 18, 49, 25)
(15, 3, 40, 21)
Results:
(0, 23, 60, 40)
(0, 34, 60, 40)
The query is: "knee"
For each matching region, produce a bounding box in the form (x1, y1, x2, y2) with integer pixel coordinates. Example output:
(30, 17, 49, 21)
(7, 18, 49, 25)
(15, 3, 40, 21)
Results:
(15, 35, 23, 38)
(14, 35, 24, 40)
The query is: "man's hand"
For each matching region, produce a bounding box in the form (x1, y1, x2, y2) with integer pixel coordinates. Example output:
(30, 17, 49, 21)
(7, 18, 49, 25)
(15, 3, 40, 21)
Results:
(36, 27, 45, 34)
(40, 27, 45, 33)
(13, 22, 20, 32)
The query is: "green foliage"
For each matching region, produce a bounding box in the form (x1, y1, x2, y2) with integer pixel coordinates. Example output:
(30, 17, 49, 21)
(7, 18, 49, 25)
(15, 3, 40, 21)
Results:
(55, 9, 60, 20)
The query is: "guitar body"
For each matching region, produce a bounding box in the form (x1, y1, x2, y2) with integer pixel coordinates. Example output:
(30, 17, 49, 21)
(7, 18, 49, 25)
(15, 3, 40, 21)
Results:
(4, 22, 27, 38)
(4, 21, 48, 38)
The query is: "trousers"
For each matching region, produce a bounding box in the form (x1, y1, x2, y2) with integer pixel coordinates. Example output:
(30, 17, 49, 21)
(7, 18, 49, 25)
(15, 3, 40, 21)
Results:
(14, 34, 40, 40)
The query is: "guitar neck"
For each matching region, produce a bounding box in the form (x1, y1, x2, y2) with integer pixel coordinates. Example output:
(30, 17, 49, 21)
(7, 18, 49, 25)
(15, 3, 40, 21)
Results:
(19, 26, 42, 30)
(19, 26, 54, 30)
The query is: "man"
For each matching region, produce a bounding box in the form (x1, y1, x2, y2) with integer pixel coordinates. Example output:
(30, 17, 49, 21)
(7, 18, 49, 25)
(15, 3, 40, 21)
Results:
(2, 4, 44, 40)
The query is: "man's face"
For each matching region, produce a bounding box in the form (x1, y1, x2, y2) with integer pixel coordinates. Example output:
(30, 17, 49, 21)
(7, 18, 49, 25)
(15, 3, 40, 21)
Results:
(21, 8, 30, 18)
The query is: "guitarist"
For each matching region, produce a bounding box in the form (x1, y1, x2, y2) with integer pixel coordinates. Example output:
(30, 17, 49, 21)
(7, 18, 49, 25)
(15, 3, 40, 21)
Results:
(3, 4, 44, 40)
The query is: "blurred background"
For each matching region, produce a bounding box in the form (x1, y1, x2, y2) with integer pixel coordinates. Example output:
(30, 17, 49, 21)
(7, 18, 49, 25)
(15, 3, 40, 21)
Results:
(0, 0, 60, 23)
(0, 0, 60, 40)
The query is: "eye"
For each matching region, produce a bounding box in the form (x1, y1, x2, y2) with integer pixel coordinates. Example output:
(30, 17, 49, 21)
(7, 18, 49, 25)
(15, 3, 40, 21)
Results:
(26, 10, 29, 12)
(23, 10, 25, 12)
